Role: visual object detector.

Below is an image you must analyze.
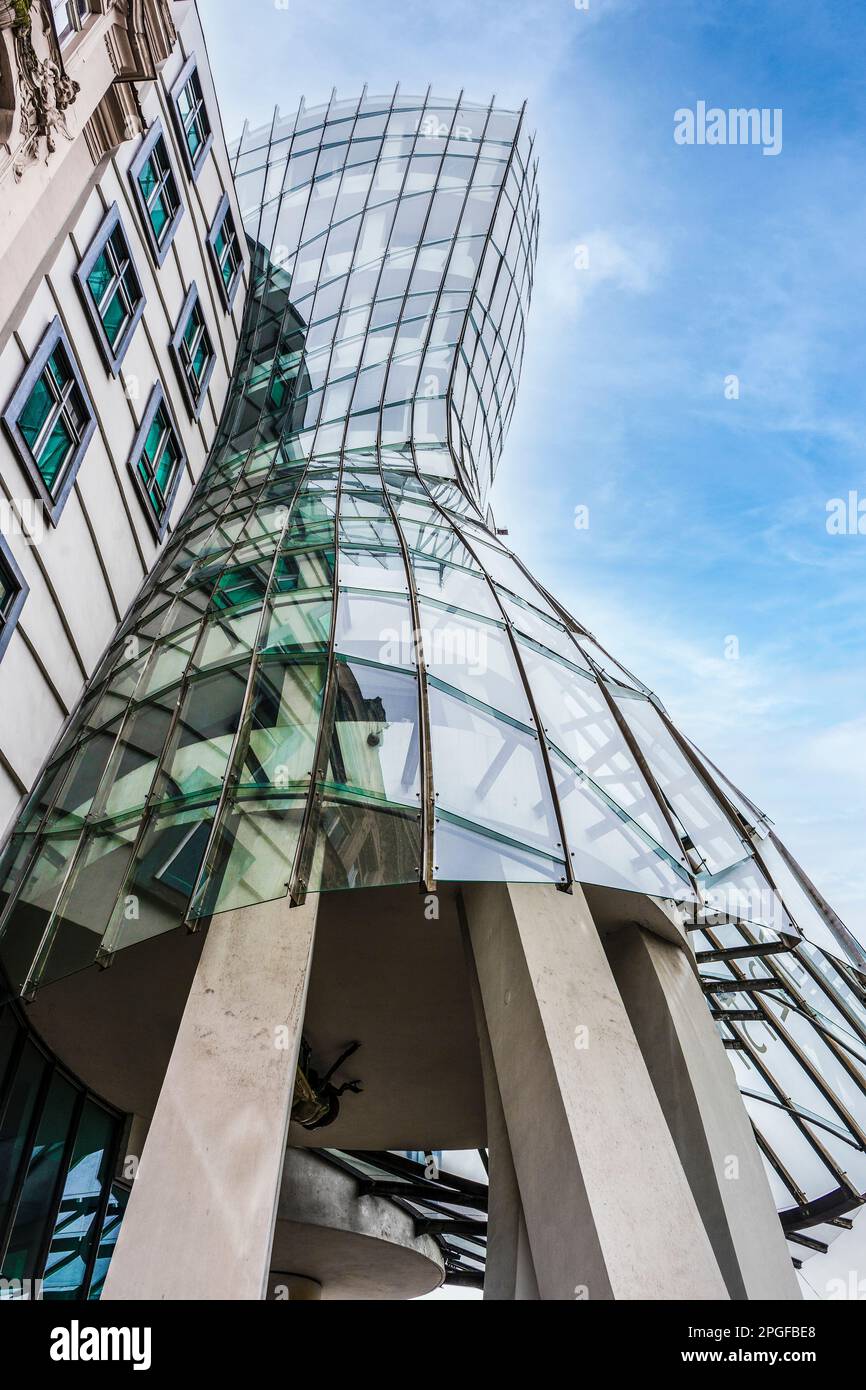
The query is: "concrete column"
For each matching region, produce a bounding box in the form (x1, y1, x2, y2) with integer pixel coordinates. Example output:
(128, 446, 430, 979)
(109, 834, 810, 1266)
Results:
(102, 895, 318, 1301)
(462, 882, 728, 1300)
(605, 923, 801, 1300)
(461, 922, 539, 1300)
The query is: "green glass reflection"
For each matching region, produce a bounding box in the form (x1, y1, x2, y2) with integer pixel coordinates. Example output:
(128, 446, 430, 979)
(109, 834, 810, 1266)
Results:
(189, 796, 305, 919)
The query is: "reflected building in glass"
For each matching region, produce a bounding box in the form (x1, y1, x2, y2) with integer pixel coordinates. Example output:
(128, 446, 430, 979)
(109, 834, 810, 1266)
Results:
(1, 85, 866, 1301)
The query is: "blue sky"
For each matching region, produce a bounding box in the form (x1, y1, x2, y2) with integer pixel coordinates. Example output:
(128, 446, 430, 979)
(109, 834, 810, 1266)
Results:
(202, 0, 866, 938)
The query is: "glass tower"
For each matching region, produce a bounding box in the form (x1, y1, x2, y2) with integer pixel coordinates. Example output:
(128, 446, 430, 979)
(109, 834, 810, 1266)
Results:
(1, 89, 865, 1257)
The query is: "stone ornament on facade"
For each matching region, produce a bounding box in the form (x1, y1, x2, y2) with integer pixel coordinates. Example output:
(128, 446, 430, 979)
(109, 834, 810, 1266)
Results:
(0, 0, 79, 181)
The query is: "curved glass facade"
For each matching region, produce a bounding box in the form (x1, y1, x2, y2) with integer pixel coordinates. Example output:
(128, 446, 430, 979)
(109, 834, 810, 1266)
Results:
(0, 90, 865, 1251)
(0, 1000, 125, 1298)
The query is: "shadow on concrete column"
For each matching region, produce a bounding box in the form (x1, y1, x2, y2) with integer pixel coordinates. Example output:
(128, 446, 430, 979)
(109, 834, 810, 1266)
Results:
(461, 881, 729, 1301)
(102, 895, 319, 1301)
(461, 919, 539, 1300)
(604, 922, 801, 1301)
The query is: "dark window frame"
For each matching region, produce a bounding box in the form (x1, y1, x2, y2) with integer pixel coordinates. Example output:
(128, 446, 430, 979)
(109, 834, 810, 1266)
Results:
(169, 54, 214, 182)
(126, 382, 188, 542)
(169, 283, 216, 421)
(128, 120, 185, 268)
(207, 193, 243, 310)
(1, 317, 97, 528)
(0, 535, 29, 665)
(74, 202, 147, 375)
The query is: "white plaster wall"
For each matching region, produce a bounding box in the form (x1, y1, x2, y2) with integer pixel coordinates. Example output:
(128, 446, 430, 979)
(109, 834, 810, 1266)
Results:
(0, 2, 248, 842)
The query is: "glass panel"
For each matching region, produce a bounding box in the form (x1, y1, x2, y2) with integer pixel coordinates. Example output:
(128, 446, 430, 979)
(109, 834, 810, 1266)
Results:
(758, 837, 852, 964)
(419, 602, 532, 725)
(36, 826, 140, 988)
(0, 1040, 47, 1241)
(160, 668, 247, 803)
(38, 417, 74, 493)
(260, 597, 332, 655)
(412, 556, 500, 618)
(334, 589, 414, 668)
(308, 799, 420, 891)
(327, 659, 420, 807)
(103, 696, 175, 818)
(237, 660, 325, 791)
(43, 1101, 116, 1299)
(0, 834, 81, 994)
(86, 249, 112, 311)
(517, 638, 688, 866)
(1, 1072, 77, 1283)
(86, 1183, 128, 1299)
(104, 806, 214, 952)
(101, 290, 126, 346)
(338, 547, 408, 593)
(614, 694, 748, 874)
(427, 682, 560, 856)
(190, 797, 304, 918)
(549, 752, 691, 901)
(744, 1094, 834, 1202)
(434, 813, 564, 884)
(17, 373, 53, 449)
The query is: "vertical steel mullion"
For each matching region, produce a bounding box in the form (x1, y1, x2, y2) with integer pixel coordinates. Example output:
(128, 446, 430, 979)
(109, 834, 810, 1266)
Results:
(369, 92, 467, 892)
(180, 492, 302, 928)
(441, 103, 527, 497)
(579, 650, 699, 895)
(412, 475, 573, 890)
(287, 85, 427, 889)
(287, 85, 409, 904)
(293, 87, 372, 455)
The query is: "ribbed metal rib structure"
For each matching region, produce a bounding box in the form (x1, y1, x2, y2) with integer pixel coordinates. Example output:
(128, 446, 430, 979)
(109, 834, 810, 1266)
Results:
(1, 89, 866, 1254)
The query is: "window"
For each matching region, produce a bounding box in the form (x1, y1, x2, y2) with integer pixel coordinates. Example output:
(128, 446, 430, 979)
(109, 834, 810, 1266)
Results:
(170, 284, 216, 419)
(127, 383, 187, 539)
(51, 0, 91, 46)
(170, 56, 213, 180)
(75, 204, 145, 374)
(0, 538, 28, 664)
(1, 318, 96, 525)
(207, 194, 243, 309)
(0, 1000, 125, 1300)
(129, 121, 184, 266)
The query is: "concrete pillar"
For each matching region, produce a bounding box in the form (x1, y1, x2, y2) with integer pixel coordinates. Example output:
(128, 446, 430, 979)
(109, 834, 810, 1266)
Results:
(102, 895, 318, 1301)
(462, 882, 728, 1300)
(461, 922, 539, 1299)
(605, 923, 801, 1301)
